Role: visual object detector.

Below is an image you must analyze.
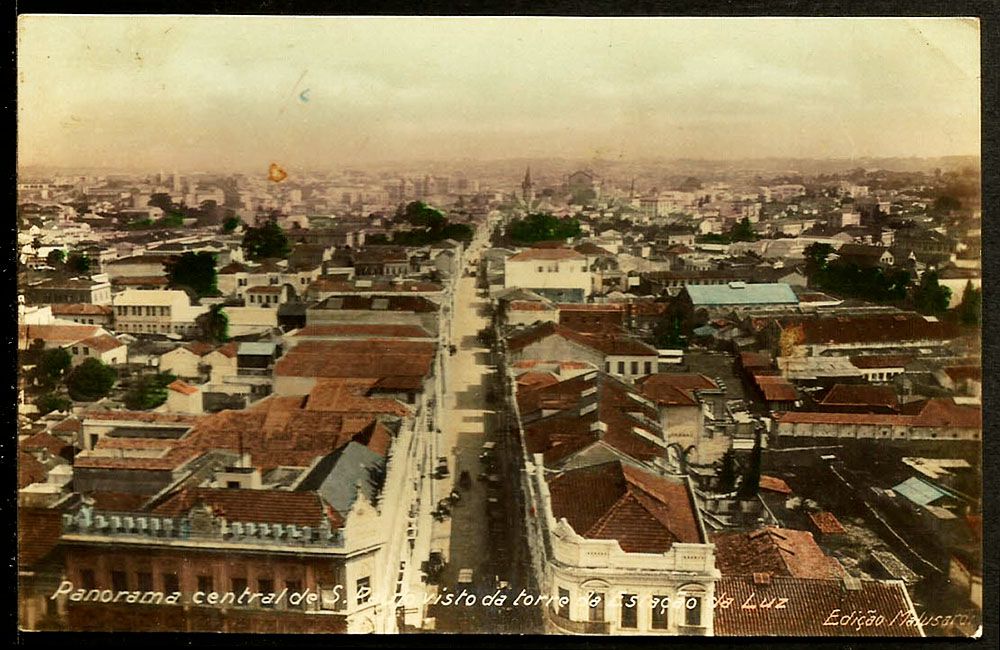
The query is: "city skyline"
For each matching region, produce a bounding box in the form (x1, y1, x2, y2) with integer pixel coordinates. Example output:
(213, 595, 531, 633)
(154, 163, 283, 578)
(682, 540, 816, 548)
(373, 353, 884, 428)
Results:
(18, 16, 981, 172)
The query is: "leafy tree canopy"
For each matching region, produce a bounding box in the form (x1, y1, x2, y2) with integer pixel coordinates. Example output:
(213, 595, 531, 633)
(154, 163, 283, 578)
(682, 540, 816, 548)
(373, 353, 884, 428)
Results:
(195, 304, 230, 344)
(32, 347, 72, 390)
(913, 270, 951, 315)
(65, 252, 92, 275)
(242, 220, 291, 260)
(957, 280, 981, 326)
(165, 251, 219, 298)
(36, 392, 72, 416)
(66, 358, 117, 402)
(123, 372, 177, 411)
(507, 213, 582, 243)
(46, 249, 65, 267)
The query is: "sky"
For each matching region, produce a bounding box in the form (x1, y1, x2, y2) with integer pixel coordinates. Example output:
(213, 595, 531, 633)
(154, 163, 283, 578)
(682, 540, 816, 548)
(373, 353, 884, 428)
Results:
(17, 16, 981, 172)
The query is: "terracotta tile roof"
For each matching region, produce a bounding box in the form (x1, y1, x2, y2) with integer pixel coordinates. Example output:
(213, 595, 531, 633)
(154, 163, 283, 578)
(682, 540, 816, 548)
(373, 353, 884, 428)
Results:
(518, 372, 664, 465)
(754, 374, 798, 402)
(275, 339, 435, 380)
(18, 507, 63, 566)
(508, 321, 656, 357)
(152, 488, 344, 528)
(714, 575, 923, 636)
(73, 449, 201, 471)
(311, 294, 438, 313)
(509, 300, 556, 312)
(821, 384, 898, 409)
(636, 373, 718, 406)
(18, 323, 102, 346)
(512, 360, 595, 371)
(352, 246, 408, 264)
(50, 417, 82, 435)
(168, 379, 199, 395)
(780, 313, 958, 346)
(849, 354, 915, 369)
(49, 304, 113, 316)
(516, 372, 560, 388)
(246, 285, 283, 294)
(20, 431, 73, 458)
(303, 379, 411, 416)
(18, 451, 48, 488)
(214, 341, 239, 358)
(712, 527, 844, 579)
(111, 275, 169, 286)
(809, 511, 847, 535)
(80, 334, 125, 353)
(508, 247, 585, 261)
(547, 460, 702, 553)
(293, 324, 432, 339)
(573, 243, 614, 256)
(308, 279, 443, 293)
(82, 410, 199, 425)
(740, 351, 774, 370)
(760, 475, 793, 495)
(775, 398, 980, 429)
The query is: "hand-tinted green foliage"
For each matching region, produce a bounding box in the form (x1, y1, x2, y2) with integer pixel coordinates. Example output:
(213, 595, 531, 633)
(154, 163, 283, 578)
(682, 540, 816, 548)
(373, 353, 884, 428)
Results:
(46, 249, 65, 267)
(195, 305, 230, 343)
(803, 242, 910, 303)
(384, 202, 473, 244)
(65, 252, 92, 274)
(912, 270, 952, 316)
(695, 218, 757, 245)
(507, 213, 582, 243)
(222, 216, 242, 232)
(165, 252, 219, 297)
(66, 358, 117, 402)
(123, 372, 177, 411)
(957, 281, 981, 326)
(242, 220, 291, 260)
(32, 347, 72, 390)
(36, 392, 72, 415)
(717, 450, 739, 493)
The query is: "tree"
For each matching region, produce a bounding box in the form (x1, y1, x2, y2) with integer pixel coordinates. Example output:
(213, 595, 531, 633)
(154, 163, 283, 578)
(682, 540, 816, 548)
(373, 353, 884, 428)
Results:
(32, 348, 72, 390)
(36, 392, 72, 415)
(242, 220, 291, 260)
(147, 193, 174, 211)
(65, 358, 117, 402)
(913, 270, 951, 315)
(46, 249, 65, 267)
(123, 372, 176, 410)
(507, 213, 581, 243)
(729, 217, 756, 242)
(717, 449, 739, 493)
(956, 280, 981, 326)
(165, 252, 219, 297)
(195, 305, 229, 344)
(65, 252, 92, 274)
(222, 216, 242, 232)
(803, 242, 834, 280)
(737, 428, 764, 499)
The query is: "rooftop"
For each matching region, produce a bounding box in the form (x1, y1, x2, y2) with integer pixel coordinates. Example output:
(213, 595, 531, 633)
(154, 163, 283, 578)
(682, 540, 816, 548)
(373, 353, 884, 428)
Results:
(686, 282, 799, 306)
(508, 247, 585, 262)
(547, 460, 703, 553)
(711, 527, 844, 579)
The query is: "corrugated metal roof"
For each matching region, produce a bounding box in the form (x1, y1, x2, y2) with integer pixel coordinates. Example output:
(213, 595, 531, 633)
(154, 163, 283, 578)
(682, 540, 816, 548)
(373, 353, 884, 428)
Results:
(892, 477, 951, 506)
(687, 282, 798, 306)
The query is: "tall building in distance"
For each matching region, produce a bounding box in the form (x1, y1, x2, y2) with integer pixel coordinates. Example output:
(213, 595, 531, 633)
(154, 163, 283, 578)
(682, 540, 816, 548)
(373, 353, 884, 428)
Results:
(521, 166, 535, 209)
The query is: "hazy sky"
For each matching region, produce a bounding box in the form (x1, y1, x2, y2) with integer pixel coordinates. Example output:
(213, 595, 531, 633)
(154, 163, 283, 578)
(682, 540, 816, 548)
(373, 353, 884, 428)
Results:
(17, 16, 981, 171)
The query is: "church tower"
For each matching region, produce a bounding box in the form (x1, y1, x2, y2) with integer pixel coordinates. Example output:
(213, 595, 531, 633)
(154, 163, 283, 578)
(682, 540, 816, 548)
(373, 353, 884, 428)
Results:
(521, 166, 535, 208)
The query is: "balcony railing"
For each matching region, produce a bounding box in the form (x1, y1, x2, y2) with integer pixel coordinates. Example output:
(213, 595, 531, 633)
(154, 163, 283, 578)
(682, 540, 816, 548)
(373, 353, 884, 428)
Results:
(545, 606, 611, 635)
(61, 506, 345, 549)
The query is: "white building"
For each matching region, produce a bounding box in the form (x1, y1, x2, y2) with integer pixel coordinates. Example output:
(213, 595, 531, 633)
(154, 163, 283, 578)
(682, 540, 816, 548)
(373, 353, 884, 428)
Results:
(112, 289, 209, 336)
(504, 248, 592, 303)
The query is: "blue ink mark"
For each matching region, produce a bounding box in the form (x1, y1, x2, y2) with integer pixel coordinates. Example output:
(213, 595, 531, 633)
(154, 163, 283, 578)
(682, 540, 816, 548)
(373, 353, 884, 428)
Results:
(299, 88, 310, 103)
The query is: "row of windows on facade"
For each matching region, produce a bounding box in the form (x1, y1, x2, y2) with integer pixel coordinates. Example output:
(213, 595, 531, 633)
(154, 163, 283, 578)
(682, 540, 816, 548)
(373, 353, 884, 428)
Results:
(248, 294, 279, 304)
(605, 360, 654, 376)
(116, 306, 171, 317)
(117, 323, 196, 333)
(534, 265, 586, 273)
(76, 569, 371, 610)
(555, 587, 703, 630)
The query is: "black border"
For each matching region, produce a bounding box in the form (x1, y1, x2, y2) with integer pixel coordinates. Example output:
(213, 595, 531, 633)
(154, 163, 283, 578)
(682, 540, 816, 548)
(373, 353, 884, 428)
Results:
(8, 2, 998, 649)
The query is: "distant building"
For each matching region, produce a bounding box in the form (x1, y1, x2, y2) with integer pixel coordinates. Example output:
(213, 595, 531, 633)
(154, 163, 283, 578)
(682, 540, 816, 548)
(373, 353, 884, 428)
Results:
(26, 276, 112, 305)
(111, 289, 209, 336)
(504, 248, 592, 303)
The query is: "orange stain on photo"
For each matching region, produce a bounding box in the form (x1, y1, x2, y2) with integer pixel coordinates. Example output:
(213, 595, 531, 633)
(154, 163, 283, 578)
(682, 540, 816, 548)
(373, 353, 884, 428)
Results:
(268, 163, 288, 182)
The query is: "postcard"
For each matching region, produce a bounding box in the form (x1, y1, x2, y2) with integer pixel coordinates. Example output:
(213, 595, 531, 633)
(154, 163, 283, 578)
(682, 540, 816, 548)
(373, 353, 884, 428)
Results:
(16, 15, 982, 638)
